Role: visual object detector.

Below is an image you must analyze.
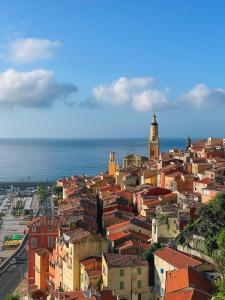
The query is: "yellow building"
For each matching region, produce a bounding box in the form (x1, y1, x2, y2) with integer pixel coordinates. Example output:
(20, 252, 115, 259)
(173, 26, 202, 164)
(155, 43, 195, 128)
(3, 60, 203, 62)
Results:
(108, 151, 117, 177)
(141, 169, 158, 186)
(102, 253, 152, 300)
(55, 227, 108, 291)
(148, 114, 159, 161)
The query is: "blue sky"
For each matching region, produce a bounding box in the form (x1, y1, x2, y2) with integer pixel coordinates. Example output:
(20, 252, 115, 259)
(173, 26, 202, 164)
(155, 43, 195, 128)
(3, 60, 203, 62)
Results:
(0, 0, 224, 138)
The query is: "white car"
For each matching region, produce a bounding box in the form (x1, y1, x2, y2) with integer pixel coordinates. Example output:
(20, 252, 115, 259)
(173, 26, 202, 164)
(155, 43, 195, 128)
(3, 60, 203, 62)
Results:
(10, 258, 17, 264)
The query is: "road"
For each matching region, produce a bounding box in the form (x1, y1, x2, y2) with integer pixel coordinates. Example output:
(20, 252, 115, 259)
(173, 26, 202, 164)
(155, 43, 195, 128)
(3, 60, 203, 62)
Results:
(39, 195, 54, 217)
(0, 248, 27, 299)
(0, 195, 53, 299)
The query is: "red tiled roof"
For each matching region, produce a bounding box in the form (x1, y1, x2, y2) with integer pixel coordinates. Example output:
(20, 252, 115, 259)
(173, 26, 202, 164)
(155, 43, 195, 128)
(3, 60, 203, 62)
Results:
(103, 253, 148, 267)
(165, 288, 211, 300)
(50, 291, 96, 300)
(196, 178, 213, 185)
(116, 240, 149, 251)
(86, 269, 101, 277)
(106, 220, 130, 231)
(165, 267, 213, 294)
(140, 187, 171, 197)
(64, 228, 90, 243)
(80, 256, 101, 266)
(109, 231, 130, 241)
(27, 215, 69, 227)
(154, 247, 203, 269)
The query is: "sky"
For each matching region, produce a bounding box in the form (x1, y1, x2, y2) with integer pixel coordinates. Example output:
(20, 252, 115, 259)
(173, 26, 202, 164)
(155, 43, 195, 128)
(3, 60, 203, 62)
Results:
(0, 0, 224, 138)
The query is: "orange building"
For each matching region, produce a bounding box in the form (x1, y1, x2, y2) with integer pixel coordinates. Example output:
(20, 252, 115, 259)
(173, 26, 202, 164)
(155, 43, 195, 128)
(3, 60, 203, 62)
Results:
(34, 248, 50, 290)
(27, 216, 69, 284)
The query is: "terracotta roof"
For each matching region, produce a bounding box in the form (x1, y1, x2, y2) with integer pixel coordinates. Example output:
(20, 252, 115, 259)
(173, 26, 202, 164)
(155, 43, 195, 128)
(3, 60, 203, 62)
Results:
(196, 178, 213, 185)
(128, 230, 150, 242)
(86, 269, 101, 278)
(165, 288, 211, 300)
(80, 256, 101, 266)
(154, 247, 203, 269)
(103, 215, 127, 227)
(27, 215, 69, 227)
(116, 240, 149, 251)
(165, 267, 213, 294)
(97, 290, 118, 300)
(109, 231, 130, 241)
(64, 228, 90, 243)
(106, 220, 130, 231)
(166, 172, 183, 178)
(103, 253, 148, 267)
(50, 291, 96, 300)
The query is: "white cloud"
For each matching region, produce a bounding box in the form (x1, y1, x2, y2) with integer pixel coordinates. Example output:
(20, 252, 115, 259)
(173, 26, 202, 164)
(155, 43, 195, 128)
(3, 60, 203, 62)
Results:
(92, 77, 154, 105)
(0, 69, 77, 109)
(91, 76, 170, 111)
(7, 38, 61, 64)
(183, 84, 225, 109)
(89, 77, 225, 112)
(132, 89, 170, 111)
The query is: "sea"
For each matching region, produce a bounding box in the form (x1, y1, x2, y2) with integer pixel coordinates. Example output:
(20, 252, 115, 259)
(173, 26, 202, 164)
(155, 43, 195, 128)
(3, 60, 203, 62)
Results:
(0, 138, 187, 182)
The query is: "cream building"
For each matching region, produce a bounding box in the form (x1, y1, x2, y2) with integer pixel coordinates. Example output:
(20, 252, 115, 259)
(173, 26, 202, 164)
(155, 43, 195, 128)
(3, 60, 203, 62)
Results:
(123, 154, 148, 169)
(154, 247, 206, 299)
(80, 257, 102, 291)
(151, 216, 179, 244)
(102, 253, 152, 300)
(55, 227, 108, 291)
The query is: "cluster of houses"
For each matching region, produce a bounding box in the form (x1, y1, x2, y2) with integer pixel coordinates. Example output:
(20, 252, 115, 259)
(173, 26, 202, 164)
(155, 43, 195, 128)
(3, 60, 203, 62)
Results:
(27, 135, 225, 300)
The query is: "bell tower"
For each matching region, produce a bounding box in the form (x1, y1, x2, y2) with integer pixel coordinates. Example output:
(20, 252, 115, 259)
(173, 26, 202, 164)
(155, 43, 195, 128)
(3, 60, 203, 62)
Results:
(108, 151, 116, 177)
(148, 114, 159, 160)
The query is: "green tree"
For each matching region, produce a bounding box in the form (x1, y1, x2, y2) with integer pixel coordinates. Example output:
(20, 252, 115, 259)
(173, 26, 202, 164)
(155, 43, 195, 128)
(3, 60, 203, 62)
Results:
(142, 243, 161, 262)
(5, 294, 20, 300)
(36, 185, 46, 204)
(213, 229, 225, 299)
(52, 186, 63, 198)
(177, 191, 225, 255)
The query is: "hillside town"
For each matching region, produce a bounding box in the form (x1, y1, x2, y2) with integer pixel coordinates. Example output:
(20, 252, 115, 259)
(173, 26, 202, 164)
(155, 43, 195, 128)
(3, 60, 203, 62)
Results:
(25, 115, 225, 300)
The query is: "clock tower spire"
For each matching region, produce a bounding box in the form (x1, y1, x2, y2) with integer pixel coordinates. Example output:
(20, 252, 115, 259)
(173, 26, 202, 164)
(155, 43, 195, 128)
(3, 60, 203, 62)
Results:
(148, 114, 160, 160)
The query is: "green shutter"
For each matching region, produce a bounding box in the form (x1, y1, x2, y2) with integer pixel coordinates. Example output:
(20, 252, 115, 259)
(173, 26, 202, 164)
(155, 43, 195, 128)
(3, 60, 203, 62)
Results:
(120, 282, 124, 289)
(137, 280, 142, 288)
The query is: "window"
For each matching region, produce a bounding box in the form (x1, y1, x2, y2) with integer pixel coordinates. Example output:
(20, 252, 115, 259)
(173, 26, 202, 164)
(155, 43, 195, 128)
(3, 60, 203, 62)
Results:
(120, 269, 124, 276)
(138, 293, 142, 300)
(137, 267, 141, 275)
(120, 282, 124, 289)
(48, 237, 53, 248)
(32, 226, 36, 232)
(48, 226, 52, 231)
(160, 268, 164, 274)
(31, 238, 37, 248)
(137, 280, 142, 289)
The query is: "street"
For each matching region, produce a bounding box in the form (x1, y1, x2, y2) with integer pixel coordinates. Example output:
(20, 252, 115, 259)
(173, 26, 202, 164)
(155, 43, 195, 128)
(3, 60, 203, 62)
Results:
(39, 195, 54, 217)
(0, 194, 53, 298)
(0, 248, 27, 299)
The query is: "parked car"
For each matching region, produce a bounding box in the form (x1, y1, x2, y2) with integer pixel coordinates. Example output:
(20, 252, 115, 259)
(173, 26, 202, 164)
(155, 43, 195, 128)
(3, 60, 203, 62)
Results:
(10, 258, 17, 264)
